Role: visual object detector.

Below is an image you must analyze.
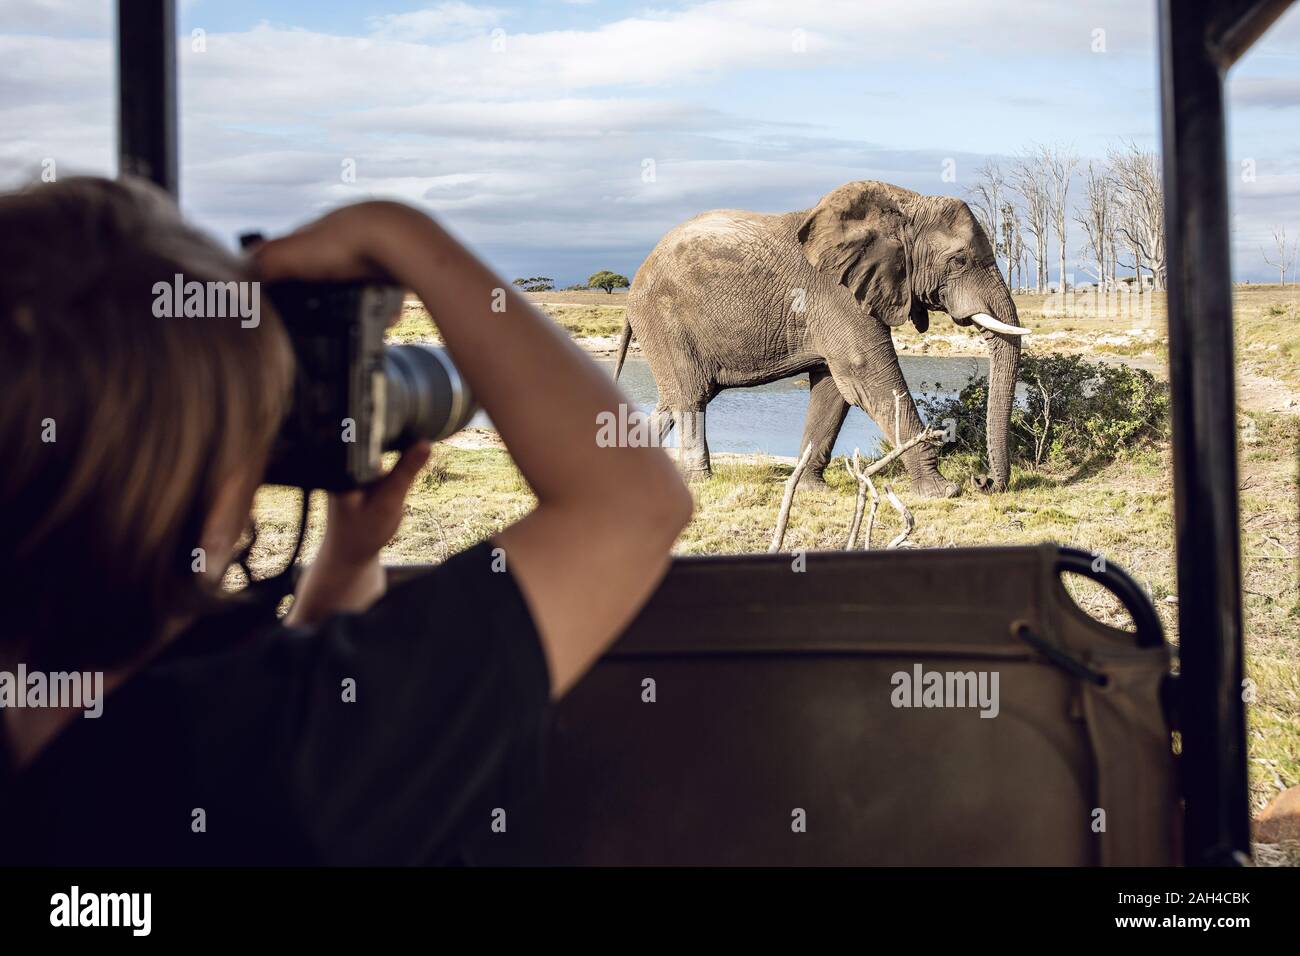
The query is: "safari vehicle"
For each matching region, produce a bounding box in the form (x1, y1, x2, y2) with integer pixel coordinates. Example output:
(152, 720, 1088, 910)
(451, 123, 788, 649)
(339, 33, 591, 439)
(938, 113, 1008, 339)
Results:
(114, 0, 1288, 866)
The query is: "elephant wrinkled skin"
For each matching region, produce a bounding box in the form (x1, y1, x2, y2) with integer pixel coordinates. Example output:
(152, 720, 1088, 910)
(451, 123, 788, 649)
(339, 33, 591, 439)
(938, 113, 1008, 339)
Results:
(615, 181, 1024, 496)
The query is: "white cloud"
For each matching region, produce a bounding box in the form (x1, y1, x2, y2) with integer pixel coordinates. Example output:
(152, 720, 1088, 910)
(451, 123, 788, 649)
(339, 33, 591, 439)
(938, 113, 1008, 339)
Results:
(1230, 76, 1300, 109)
(0, 0, 110, 35)
(342, 98, 767, 138)
(1, 0, 1295, 280)
(366, 2, 501, 42)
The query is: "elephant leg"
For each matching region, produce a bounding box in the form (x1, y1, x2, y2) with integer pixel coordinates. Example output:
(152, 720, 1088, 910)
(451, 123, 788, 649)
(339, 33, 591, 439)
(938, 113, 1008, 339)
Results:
(799, 367, 850, 487)
(827, 353, 959, 499)
(677, 403, 711, 480)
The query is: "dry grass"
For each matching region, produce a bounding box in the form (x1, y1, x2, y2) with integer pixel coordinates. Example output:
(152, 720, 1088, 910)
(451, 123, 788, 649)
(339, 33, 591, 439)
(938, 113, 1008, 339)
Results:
(534, 302, 626, 338)
(250, 417, 1298, 827)
(385, 293, 627, 342)
(247, 283, 1299, 851)
(526, 289, 629, 306)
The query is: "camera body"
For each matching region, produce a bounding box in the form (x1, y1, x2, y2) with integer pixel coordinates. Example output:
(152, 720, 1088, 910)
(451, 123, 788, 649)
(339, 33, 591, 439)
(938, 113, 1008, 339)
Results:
(262, 280, 476, 490)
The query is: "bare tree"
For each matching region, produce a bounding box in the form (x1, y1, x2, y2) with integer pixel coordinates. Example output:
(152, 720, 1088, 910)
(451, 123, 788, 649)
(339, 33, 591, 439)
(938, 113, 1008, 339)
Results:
(1001, 201, 1024, 291)
(1261, 225, 1298, 285)
(1105, 211, 1119, 287)
(1011, 152, 1052, 292)
(1040, 144, 1079, 292)
(1075, 160, 1116, 288)
(1109, 142, 1166, 290)
(968, 160, 1009, 280)
(1114, 201, 1145, 287)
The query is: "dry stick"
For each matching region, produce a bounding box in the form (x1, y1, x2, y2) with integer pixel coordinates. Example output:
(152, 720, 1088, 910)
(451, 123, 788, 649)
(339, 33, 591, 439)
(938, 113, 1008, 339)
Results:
(860, 427, 947, 479)
(844, 450, 867, 548)
(844, 449, 883, 550)
(769, 442, 815, 553)
(863, 474, 880, 550)
(843, 425, 943, 550)
(884, 483, 916, 549)
(887, 393, 921, 548)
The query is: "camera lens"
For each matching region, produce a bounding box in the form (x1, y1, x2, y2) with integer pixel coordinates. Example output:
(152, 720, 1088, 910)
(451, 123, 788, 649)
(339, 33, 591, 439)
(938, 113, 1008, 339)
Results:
(381, 345, 478, 450)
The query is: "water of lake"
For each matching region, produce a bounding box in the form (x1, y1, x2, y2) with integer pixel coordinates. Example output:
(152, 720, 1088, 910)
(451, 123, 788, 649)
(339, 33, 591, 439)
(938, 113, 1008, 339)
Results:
(471, 354, 992, 459)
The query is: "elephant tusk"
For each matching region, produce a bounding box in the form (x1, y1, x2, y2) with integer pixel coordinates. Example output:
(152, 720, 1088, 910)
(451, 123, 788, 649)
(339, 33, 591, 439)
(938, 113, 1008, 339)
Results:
(971, 312, 1031, 336)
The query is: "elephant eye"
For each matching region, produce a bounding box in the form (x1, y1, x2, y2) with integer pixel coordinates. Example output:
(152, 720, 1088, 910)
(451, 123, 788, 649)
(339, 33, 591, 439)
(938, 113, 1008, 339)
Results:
(951, 253, 968, 269)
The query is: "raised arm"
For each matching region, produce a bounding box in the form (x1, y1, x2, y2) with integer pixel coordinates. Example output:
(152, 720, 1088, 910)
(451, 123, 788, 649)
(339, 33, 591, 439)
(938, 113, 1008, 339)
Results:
(255, 201, 693, 698)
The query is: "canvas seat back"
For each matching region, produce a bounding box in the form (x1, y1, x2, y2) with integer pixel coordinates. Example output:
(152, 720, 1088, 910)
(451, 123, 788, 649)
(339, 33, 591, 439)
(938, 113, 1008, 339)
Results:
(487, 544, 1177, 866)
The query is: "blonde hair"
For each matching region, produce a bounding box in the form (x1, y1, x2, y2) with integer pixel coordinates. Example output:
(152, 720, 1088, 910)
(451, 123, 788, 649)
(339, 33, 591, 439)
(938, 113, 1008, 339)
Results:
(0, 176, 294, 669)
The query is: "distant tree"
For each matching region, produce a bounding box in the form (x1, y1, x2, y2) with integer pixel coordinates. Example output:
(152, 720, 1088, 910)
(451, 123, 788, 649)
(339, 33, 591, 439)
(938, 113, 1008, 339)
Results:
(1262, 225, 1298, 285)
(968, 160, 1010, 280)
(1010, 152, 1052, 292)
(512, 276, 554, 292)
(1000, 201, 1024, 291)
(1039, 143, 1079, 292)
(1108, 142, 1166, 290)
(587, 271, 630, 294)
(1074, 160, 1118, 288)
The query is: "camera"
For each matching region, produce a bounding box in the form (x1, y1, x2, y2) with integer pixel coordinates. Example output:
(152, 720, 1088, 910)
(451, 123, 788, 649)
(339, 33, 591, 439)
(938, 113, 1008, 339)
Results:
(259, 278, 478, 490)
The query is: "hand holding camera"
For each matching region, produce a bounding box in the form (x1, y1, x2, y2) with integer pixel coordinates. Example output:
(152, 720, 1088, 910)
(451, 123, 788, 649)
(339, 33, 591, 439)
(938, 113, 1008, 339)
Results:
(253, 199, 692, 695)
(250, 203, 467, 622)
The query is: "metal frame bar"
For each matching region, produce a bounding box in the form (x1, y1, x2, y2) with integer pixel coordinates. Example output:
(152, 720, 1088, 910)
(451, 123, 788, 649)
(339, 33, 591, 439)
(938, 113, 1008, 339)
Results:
(1158, 0, 1293, 866)
(116, 0, 177, 196)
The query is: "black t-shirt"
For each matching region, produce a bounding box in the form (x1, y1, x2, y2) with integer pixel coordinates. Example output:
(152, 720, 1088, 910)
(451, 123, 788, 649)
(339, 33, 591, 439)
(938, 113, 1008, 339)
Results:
(0, 540, 551, 865)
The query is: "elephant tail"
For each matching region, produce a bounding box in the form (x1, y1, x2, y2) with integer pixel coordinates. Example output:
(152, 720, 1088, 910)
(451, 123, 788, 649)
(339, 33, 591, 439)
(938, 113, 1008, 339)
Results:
(612, 318, 634, 381)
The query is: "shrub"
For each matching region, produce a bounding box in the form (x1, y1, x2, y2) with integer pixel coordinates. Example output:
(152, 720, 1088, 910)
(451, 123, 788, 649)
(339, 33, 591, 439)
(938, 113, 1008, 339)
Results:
(917, 354, 1170, 470)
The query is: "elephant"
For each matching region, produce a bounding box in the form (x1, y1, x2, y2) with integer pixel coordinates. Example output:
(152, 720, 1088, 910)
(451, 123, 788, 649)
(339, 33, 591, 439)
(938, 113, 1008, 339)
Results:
(613, 180, 1029, 496)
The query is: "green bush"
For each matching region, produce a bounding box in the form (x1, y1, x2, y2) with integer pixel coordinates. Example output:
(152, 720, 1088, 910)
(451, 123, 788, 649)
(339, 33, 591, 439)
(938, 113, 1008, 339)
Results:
(917, 354, 1170, 469)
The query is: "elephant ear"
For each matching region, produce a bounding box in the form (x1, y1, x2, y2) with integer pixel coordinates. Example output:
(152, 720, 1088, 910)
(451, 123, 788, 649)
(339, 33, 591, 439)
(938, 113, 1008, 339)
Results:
(797, 181, 914, 327)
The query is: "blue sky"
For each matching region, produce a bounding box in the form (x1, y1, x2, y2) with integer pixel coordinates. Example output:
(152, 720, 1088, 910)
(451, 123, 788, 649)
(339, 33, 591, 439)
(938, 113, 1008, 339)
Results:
(2, 0, 1298, 284)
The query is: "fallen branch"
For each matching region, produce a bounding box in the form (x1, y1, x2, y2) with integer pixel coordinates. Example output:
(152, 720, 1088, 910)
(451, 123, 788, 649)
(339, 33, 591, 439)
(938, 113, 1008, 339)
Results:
(883, 483, 916, 549)
(843, 425, 944, 549)
(769, 442, 815, 553)
(844, 451, 866, 548)
(863, 476, 880, 549)
(776, 417, 944, 553)
(859, 426, 948, 479)
(844, 451, 882, 549)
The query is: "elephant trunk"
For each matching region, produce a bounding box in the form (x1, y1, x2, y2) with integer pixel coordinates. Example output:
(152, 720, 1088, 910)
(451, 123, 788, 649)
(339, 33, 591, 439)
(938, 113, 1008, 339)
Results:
(978, 275, 1021, 493)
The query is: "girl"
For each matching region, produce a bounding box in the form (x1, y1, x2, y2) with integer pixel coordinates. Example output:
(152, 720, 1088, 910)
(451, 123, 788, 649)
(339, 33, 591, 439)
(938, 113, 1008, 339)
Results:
(0, 177, 692, 864)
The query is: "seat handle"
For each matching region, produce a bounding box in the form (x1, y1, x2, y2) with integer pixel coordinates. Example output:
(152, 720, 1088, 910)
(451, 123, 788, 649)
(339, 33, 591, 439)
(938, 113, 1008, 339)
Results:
(1054, 547, 1165, 649)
